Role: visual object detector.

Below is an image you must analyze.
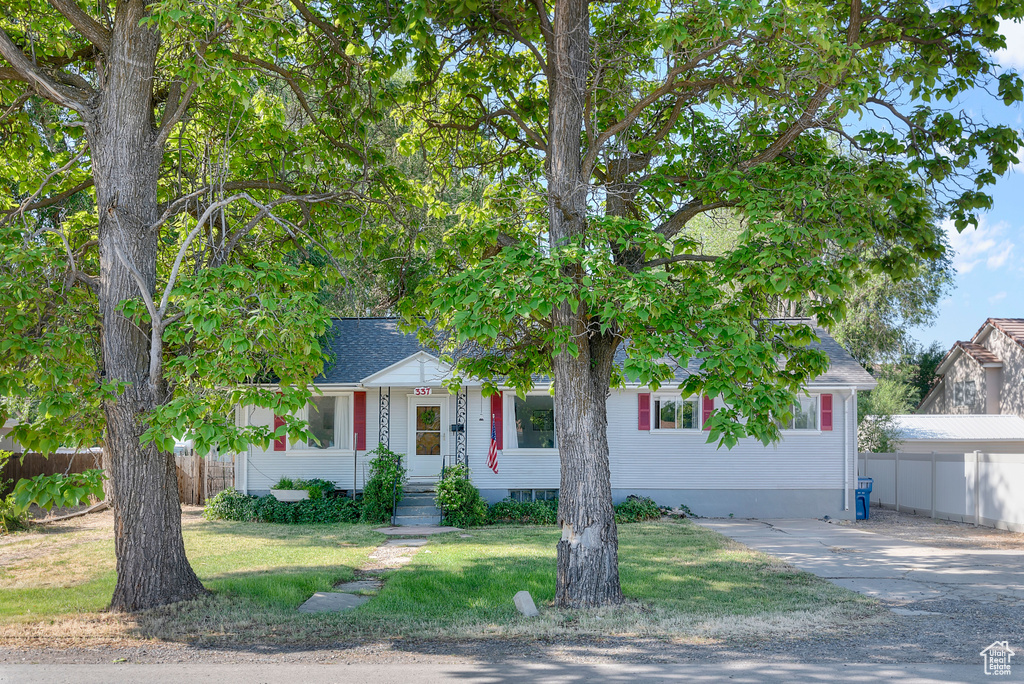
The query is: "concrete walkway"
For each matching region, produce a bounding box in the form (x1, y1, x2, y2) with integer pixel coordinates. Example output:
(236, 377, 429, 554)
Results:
(0, 661, 997, 683)
(697, 519, 1024, 605)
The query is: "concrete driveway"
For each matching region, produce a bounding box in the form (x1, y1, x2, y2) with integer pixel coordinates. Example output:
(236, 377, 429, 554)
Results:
(697, 518, 1024, 606)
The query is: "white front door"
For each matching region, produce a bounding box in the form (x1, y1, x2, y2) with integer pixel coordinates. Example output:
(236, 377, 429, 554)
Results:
(407, 398, 447, 478)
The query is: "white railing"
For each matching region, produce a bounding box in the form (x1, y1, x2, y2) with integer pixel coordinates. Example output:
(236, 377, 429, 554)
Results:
(859, 451, 1024, 532)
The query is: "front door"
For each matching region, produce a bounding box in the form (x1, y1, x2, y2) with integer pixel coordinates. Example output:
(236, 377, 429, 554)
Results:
(408, 398, 447, 478)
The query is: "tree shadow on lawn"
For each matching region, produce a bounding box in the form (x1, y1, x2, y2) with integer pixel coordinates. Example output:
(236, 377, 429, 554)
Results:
(122, 532, 873, 647)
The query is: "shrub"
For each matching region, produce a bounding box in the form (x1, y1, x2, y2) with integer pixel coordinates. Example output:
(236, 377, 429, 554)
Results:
(271, 477, 296, 490)
(614, 495, 662, 523)
(0, 451, 27, 534)
(435, 464, 488, 527)
(204, 488, 361, 524)
(489, 497, 558, 525)
(360, 446, 406, 524)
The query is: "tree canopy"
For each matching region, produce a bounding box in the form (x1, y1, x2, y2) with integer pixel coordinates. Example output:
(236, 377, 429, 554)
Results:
(0, 0, 403, 609)
(388, 0, 1024, 605)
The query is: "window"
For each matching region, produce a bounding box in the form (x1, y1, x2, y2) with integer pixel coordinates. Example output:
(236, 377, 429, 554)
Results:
(778, 395, 819, 430)
(307, 395, 336, 449)
(952, 380, 977, 407)
(653, 396, 699, 430)
(509, 489, 558, 502)
(297, 395, 351, 450)
(513, 395, 556, 448)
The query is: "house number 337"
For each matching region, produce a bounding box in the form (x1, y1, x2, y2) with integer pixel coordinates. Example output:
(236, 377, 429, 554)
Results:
(414, 387, 432, 396)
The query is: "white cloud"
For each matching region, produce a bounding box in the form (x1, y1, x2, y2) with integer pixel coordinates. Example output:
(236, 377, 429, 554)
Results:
(996, 19, 1024, 70)
(942, 217, 1015, 274)
(989, 291, 1008, 304)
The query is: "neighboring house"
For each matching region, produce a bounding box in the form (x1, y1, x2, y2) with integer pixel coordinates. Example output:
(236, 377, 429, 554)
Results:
(919, 318, 1024, 417)
(230, 318, 877, 519)
(0, 419, 19, 455)
(887, 414, 1024, 454)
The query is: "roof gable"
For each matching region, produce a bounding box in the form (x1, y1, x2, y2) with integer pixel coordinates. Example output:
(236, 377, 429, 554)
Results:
(360, 350, 461, 387)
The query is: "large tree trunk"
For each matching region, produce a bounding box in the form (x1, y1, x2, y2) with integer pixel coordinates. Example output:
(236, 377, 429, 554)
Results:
(554, 333, 624, 608)
(548, 0, 625, 608)
(89, 1, 205, 611)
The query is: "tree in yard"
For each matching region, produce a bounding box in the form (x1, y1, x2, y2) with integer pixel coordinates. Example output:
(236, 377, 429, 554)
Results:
(391, 0, 1024, 607)
(0, 0, 398, 610)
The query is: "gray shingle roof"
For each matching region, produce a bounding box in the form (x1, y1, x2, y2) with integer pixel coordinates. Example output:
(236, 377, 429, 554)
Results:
(316, 318, 427, 384)
(317, 318, 875, 389)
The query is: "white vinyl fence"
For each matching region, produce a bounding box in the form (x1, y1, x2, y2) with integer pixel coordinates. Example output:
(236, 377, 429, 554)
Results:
(859, 451, 1024, 532)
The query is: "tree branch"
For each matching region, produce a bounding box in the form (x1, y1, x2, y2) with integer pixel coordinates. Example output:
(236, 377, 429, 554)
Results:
(2, 149, 91, 226)
(47, 0, 111, 53)
(738, 84, 832, 172)
(643, 253, 720, 268)
(230, 52, 365, 161)
(656, 200, 735, 238)
(0, 27, 94, 112)
(153, 81, 197, 149)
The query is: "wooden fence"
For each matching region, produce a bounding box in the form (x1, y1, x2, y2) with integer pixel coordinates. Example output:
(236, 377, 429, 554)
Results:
(2, 448, 232, 506)
(0, 451, 103, 496)
(174, 451, 234, 506)
(860, 451, 1024, 532)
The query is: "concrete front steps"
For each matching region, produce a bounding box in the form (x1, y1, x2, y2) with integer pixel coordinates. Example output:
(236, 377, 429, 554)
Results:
(393, 486, 442, 526)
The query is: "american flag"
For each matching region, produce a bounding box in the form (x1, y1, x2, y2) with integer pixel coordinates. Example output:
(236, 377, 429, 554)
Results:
(487, 413, 499, 474)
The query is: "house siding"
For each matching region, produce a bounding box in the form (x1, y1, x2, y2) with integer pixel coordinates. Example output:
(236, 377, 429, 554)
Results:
(467, 387, 856, 518)
(980, 327, 1024, 417)
(232, 384, 858, 518)
(920, 324, 1024, 418)
(938, 356, 988, 415)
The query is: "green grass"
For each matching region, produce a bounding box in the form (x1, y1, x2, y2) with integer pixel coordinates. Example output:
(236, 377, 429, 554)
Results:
(345, 522, 877, 639)
(0, 517, 384, 625)
(0, 517, 881, 645)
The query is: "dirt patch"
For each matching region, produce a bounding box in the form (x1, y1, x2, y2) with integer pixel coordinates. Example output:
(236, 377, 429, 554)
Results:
(362, 543, 423, 571)
(0, 506, 205, 566)
(836, 507, 1024, 549)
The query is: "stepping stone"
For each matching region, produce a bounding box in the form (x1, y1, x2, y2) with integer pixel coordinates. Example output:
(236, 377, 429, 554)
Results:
(384, 538, 429, 547)
(298, 592, 370, 613)
(334, 579, 383, 594)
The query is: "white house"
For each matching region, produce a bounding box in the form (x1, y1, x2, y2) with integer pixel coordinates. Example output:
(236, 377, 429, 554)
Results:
(231, 318, 876, 519)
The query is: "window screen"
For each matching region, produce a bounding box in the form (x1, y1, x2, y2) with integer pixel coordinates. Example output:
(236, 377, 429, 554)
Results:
(307, 396, 336, 449)
(514, 395, 556, 448)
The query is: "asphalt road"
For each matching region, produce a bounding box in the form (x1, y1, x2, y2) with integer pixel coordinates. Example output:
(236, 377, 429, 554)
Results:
(0, 661, 1003, 683)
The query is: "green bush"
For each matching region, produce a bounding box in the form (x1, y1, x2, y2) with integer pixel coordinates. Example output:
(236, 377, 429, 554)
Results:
(0, 451, 27, 534)
(203, 488, 361, 524)
(359, 446, 406, 524)
(614, 495, 662, 523)
(489, 497, 558, 525)
(435, 464, 488, 527)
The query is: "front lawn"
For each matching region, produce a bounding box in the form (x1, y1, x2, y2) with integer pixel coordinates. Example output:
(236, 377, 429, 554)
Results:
(0, 511, 880, 645)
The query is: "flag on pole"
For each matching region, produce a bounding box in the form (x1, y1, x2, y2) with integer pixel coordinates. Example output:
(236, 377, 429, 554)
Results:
(487, 413, 499, 474)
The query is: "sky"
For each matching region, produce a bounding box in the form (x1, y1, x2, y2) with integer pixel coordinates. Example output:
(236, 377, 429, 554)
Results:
(905, 19, 1024, 350)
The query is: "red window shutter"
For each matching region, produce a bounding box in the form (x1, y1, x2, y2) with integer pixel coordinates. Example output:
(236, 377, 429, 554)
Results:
(638, 393, 651, 430)
(821, 393, 833, 431)
(273, 415, 287, 451)
(490, 392, 503, 449)
(354, 391, 367, 450)
(702, 396, 715, 431)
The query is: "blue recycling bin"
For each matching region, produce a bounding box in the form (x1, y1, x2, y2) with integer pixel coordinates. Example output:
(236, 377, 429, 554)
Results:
(855, 477, 873, 520)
